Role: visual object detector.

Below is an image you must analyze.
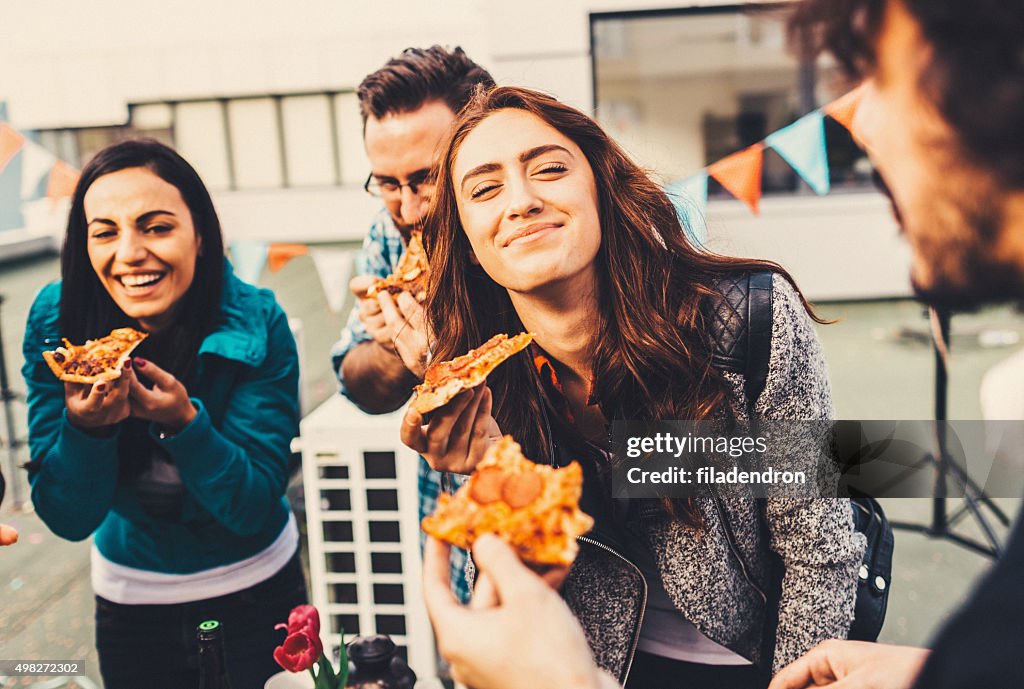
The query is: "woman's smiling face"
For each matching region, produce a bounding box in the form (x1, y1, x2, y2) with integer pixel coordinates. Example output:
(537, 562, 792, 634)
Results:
(84, 166, 201, 333)
(452, 108, 601, 296)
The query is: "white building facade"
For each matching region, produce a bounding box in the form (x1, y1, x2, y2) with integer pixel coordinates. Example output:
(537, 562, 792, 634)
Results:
(0, 0, 912, 299)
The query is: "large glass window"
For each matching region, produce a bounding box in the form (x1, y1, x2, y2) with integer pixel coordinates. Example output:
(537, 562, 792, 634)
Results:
(334, 92, 369, 187)
(228, 98, 284, 189)
(174, 100, 232, 191)
(34, 89, 366, 192)
(592, 6, 871, 196)
(282, 95, 338, 187)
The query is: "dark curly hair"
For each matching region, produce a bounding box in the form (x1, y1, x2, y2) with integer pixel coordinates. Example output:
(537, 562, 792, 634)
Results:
(788, 0, 1024, 189)
(357, 45, 495, 123)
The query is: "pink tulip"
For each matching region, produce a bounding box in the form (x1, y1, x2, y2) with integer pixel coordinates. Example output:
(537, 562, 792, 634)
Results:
(273, 628, 324, 673)
(275, 604, 320, 636)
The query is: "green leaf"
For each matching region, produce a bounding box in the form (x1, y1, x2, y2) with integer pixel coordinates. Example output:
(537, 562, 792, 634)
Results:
(313, 659, 334, 689)
(337, 632, 349, 688)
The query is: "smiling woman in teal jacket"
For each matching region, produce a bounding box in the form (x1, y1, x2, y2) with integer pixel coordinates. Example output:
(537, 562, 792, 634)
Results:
(21, 140, 306, 689)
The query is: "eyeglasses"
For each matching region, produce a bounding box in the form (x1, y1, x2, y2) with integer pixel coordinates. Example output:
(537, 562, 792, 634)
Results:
(364, 170, 437, 199)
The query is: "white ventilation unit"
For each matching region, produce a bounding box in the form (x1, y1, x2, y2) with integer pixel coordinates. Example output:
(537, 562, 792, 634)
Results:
(301, 394, 436, 679)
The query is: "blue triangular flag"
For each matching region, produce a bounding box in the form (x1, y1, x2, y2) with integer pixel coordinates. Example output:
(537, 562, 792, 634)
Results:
(765, 111, 830, 195)
(230, 240, 269, 285)
(666, 172, 708, 248)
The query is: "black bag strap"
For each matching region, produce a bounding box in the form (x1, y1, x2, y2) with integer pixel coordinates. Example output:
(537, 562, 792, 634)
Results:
(708, 275, 893, 650)
(706, 270, 779, 673)
(707, 271, 775, 404)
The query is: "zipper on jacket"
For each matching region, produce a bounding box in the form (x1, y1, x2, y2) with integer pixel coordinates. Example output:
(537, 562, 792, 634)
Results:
(711, 495, 768, 605)
(536, 373, 647, 684)
(578, 535, 647, 687)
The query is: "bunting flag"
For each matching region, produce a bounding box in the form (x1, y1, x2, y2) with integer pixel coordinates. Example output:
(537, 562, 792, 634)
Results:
(46, 160, 79, 200)
(20, 139, 57, 199)
(311, 249, 355, 313)
(267, 243, 310, 272)
(0, 123, 26, 177)
(230, 240, 269, 285)
(824, 84, 866, 132)
(665, 172, 709, 247)
(708, 144, 764, 215)
(765, 111, 830, 195)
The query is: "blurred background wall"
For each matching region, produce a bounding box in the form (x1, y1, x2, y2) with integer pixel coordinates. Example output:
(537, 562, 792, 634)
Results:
(0, 0, 910, 299)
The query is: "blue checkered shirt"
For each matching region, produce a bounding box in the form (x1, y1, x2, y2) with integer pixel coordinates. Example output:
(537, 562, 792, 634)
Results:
(331, 208, 471, 604)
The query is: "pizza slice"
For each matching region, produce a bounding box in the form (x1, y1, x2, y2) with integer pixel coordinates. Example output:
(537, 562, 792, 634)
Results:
(367, 230, 430, 302)
(412, 332, 534, 414)
(43, 327, 148, 384)
(421, 435, 594, 566)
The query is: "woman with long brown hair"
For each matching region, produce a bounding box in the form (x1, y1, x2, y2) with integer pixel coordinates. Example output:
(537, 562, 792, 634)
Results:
(402, 86, 864, 689)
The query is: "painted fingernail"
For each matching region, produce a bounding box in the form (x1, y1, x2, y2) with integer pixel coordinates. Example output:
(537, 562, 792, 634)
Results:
(124, 359, 132, 370)
(135, 358, 147, 367)
(96, 383, 107, 392)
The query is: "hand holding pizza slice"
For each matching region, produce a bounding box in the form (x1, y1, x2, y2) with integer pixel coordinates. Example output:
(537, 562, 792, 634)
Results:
(402, 332, 535, 474)
(421, 435, 594, 567)
(412, 332, 534, 415)
(367, 229, 430, 302)
(43, 327, 148, 384)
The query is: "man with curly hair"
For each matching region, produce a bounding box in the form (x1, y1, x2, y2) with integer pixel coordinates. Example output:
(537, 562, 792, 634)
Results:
(771, 1, 1024, 687)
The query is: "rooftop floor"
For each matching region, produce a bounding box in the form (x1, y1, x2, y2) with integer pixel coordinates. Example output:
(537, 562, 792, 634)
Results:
(2, 253, 1023, 687)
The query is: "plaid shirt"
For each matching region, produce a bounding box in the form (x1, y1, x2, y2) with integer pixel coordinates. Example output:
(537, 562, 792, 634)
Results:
(330, 208, 471, 603)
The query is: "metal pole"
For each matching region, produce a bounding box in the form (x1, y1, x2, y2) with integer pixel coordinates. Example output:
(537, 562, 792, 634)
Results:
(931, 308, 951, 534)
(0, 294, 27, 509)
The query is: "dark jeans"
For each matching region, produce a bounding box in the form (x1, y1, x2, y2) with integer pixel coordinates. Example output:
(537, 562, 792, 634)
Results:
(625, 651, 766, 689)
(96, 551, 308, 689)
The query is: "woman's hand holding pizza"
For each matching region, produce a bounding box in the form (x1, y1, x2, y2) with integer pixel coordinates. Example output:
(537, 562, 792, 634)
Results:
(401, 384, 501, 474)
(128, 358, 197, 434)
(65, 374, 132, 432)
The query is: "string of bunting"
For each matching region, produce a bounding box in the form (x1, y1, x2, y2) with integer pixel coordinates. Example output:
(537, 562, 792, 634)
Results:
(226, 87, 863, 306)
(0, 117, 354, 313)
(0, 122, 82, 204)
(666, 85, 865, 228)
(2, 87, 863, 312)
(228, 240, 354, 314)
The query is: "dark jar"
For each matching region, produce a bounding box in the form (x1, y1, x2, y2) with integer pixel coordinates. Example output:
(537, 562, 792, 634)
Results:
(345, 635, 416, 689)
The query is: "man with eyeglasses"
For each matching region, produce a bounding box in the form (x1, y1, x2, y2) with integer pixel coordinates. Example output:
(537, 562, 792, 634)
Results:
(330, 46, 495, 602)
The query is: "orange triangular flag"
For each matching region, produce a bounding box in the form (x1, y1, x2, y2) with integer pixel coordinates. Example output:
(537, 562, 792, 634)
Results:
(267, 243, 309, 272)
(708, 144, 764, 215)
(824, 84, 866, 132)
(47, 160, 80, 200)
(0, 124, 26, 176)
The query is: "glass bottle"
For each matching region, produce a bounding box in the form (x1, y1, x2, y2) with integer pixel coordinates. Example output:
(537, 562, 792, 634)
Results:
(345, 635, 416, 689)
(197, 619, 234, 689)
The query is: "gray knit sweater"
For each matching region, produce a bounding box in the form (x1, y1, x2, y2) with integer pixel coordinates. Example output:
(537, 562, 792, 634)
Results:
(559, 274, 866, 685)
(461, 274, 865, 685)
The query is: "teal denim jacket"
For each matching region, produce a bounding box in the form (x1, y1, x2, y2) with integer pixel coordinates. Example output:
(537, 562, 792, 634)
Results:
(21, 263, 299, 574)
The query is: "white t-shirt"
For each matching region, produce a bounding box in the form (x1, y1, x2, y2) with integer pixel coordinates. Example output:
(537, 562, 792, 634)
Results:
(623, 536, 753, 666)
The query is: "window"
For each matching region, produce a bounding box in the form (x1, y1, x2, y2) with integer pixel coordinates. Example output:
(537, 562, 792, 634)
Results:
(592, 6, 871, 196)
(333, 92, 368, 186)
(281, 94, 337, 186)
(37, 127, 130, 169)
(130, 103, 174, 146)
(228, 98, 284, 189)
(34, 89, 366, 192)
(174, 101, 232, 191)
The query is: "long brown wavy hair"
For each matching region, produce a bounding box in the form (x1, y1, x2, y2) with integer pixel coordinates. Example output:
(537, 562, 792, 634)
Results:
(423, 86, 818, 523)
